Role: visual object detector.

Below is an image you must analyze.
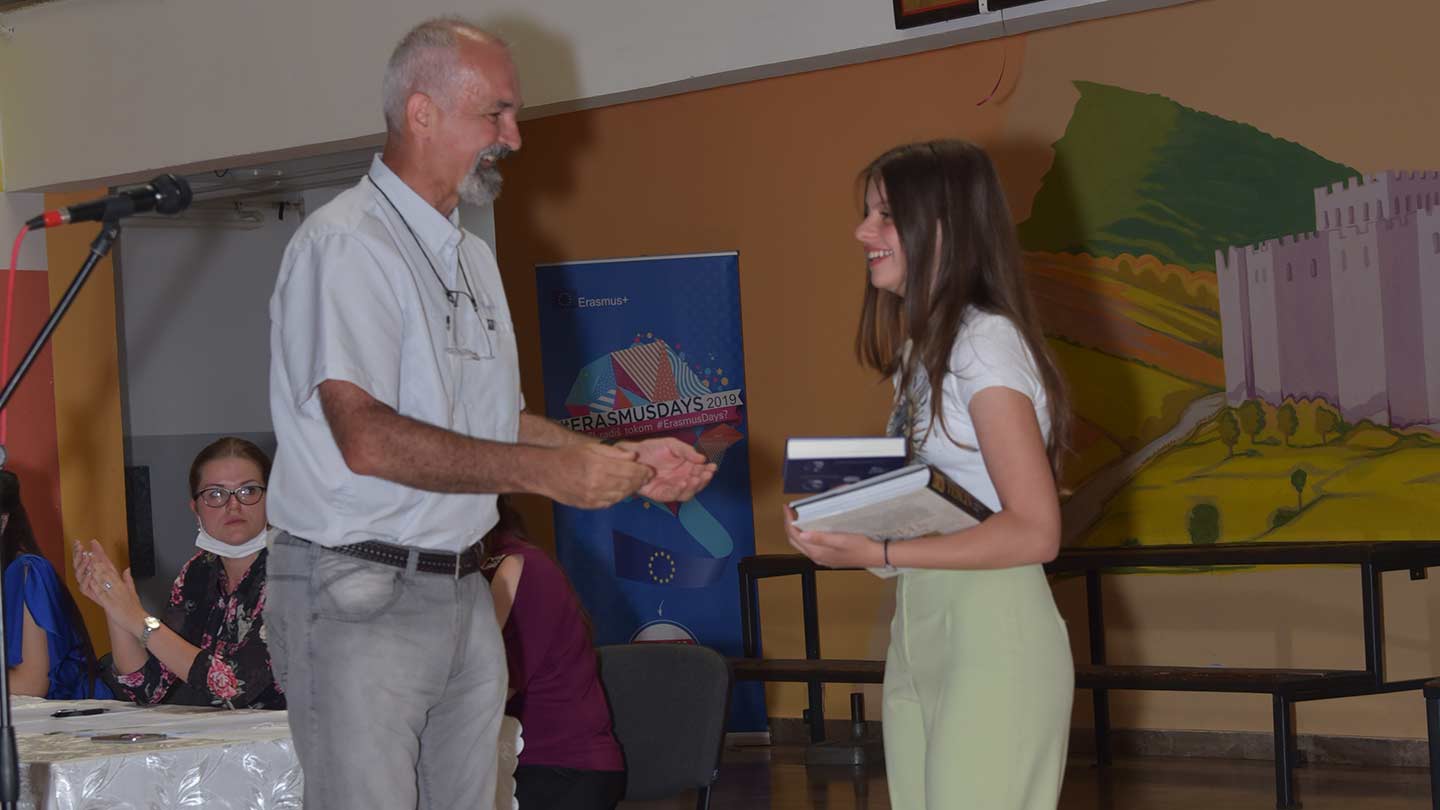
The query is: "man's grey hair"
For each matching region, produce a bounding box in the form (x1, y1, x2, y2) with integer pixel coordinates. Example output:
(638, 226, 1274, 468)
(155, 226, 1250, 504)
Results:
(382, 17, 505, 133)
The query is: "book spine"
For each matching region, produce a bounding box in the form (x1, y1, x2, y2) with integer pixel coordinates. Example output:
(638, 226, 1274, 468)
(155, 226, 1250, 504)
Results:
(928, 468, 994, 521)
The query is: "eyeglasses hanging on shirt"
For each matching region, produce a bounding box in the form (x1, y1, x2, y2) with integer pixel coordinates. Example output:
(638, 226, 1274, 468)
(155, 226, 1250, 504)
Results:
(367, 176, 496, 360)
(439, 256, 495, 361)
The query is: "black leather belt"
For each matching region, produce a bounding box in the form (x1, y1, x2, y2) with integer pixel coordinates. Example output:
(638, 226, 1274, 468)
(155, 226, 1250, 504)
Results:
(328, 532, 491, 578)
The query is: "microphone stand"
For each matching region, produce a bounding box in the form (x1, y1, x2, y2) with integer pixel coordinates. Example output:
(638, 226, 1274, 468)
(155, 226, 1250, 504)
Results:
(0, 217, 123, 810)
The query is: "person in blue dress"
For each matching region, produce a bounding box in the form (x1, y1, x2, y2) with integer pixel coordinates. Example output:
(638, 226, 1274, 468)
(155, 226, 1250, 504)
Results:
(2, 469, 109, 699)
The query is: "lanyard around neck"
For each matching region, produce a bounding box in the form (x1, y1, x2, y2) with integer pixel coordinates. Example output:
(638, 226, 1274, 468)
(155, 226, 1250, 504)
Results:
(366, 175, 480, 314)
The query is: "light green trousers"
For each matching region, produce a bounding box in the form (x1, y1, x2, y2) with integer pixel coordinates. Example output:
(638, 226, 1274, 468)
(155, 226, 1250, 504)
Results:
(883, 565, 1073, 809)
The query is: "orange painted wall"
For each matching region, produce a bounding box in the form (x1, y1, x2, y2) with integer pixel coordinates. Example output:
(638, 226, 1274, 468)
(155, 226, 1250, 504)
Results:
(42, 193, 130, 656)
(2, 271, 64, 565)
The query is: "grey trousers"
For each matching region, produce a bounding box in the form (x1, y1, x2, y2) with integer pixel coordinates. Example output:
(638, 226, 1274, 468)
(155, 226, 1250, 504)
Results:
(265, 532, 507, 810)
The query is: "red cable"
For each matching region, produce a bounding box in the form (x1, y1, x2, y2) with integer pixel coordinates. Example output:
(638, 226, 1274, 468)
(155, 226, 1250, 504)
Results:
(1, 224, 30, 445)
(976, 49, 1008, 107)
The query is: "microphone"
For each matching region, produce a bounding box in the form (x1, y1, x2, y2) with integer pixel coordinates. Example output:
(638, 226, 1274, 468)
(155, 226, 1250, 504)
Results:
(25, 174, 193, 229)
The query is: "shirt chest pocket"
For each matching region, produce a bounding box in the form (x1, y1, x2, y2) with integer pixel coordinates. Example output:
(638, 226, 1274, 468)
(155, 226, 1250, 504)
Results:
(446, 305, 498, 361)
(458, 309, 519, 361)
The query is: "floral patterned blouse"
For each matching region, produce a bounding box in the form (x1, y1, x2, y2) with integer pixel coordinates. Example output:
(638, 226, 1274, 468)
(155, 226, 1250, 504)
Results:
(104, 548, 283, 709)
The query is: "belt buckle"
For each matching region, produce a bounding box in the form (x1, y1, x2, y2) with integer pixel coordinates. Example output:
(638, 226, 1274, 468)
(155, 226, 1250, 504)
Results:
(454, 550, 462, 580)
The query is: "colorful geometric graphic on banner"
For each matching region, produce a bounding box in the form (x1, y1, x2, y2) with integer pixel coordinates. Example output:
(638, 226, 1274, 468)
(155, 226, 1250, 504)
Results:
(535, 252, 765, 731)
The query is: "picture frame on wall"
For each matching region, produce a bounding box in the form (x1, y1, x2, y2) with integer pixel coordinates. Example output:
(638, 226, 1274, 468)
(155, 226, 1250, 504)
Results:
(892, 0, 1038, 30)
(893, 0, 982, 30)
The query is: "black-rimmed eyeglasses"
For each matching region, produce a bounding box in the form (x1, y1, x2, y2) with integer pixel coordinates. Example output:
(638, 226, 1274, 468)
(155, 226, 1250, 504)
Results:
(194, 484, 267, 509)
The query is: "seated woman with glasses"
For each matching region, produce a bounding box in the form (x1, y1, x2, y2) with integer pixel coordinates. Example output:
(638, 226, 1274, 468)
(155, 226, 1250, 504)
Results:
(3, 469, 111, 699)
(75, 437, 284, 709)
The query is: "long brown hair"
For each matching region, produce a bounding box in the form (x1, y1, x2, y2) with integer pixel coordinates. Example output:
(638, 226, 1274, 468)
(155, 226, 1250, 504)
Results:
(1, 469, 103, 695)
(854, 140, 1070, 472)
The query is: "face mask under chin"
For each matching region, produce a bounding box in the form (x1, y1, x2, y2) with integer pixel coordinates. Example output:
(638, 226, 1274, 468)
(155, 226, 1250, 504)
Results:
(195, 524, 273, 559)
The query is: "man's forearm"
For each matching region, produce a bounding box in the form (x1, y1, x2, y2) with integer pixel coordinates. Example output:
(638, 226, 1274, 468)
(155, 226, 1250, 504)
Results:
(352, 409, 554, 493)
(348, 408, 656, 509)
(518, 412, 593, 448)
(321, 381, 556, 495)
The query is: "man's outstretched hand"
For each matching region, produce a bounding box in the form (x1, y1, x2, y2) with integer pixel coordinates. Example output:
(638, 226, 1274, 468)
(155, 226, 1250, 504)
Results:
(618, 437, 717, 503)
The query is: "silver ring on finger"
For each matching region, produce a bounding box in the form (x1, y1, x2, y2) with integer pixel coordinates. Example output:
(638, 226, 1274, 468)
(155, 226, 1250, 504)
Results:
(103, 581, 113, 591)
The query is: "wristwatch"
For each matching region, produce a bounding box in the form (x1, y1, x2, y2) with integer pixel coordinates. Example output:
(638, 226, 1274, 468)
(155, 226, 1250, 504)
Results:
(140, 616, 162, 647)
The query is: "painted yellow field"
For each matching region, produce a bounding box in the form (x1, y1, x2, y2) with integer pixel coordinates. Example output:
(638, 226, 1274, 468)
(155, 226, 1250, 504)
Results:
(1050, 338, 1216, 456)
(1079, 416, 1440, 546)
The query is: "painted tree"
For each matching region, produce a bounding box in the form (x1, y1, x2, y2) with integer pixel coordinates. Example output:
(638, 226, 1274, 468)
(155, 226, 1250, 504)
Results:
(1277, 402, 1298, 447)
(1237, 400, 1266, 444)
(1188, 503, 1220, 545)
(1315, 404, 1340, 445)
(1161, 272, 1188, 303)
(1290, 467, 1308, 509)
(1217, 408, 1240, 457)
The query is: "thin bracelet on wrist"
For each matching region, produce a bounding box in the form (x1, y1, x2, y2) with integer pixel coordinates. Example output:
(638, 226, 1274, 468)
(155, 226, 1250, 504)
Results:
(883, 538, 897, 572)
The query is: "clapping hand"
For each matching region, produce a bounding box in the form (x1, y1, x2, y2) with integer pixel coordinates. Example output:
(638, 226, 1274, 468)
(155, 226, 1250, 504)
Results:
(73, 539, 147, 636)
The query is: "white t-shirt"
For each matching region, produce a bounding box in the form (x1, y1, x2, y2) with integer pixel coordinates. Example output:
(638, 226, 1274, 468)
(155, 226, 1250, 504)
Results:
(268, 156, 523, 552)
(899, 308, 1050, 514)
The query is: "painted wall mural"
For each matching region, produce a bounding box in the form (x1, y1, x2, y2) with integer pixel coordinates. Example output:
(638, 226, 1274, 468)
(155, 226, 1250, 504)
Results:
(1022, 81, 1439, 546)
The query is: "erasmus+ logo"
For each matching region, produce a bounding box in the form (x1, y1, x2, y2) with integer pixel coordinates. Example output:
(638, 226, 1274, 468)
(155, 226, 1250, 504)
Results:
(552, 289, 630, 309)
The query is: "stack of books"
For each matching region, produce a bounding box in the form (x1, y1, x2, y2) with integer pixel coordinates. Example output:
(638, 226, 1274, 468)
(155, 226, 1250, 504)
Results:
(785, 437, 992, 541)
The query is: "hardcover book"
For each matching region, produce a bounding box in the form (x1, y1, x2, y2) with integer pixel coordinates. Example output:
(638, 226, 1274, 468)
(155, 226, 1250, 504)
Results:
(789, 464, 993, 577)
(782, 436, 908, 494)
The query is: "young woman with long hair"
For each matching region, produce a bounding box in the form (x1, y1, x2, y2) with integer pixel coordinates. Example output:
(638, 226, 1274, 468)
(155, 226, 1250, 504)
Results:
(786, 140, 1074, 809)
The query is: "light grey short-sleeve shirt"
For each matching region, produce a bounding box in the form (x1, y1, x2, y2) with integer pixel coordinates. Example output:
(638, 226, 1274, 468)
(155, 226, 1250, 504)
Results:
(268, 156, 523, 552)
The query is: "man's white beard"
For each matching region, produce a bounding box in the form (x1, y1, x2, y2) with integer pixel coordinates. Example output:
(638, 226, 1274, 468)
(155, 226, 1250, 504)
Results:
(458, 165, 502, 206)
(458, 147, 508, 206)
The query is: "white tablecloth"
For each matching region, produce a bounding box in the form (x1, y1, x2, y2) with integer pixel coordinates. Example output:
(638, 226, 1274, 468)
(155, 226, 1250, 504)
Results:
(9, 697, 521, 810)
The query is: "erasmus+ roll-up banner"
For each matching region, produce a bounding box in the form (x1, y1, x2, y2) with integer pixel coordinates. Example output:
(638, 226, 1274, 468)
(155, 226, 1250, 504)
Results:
(534, 252, 764, 731)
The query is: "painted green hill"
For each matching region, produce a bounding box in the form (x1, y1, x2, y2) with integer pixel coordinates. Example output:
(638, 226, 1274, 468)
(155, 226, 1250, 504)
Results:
(1018, 82, 1357, 270)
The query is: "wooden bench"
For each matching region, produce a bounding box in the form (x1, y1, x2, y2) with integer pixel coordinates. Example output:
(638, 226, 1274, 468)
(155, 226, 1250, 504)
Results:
(730, 657, 884, 685)
(1426, 678, 1440, 810)
(733, 541, 1440, 809)
(735, 553, 871, 747)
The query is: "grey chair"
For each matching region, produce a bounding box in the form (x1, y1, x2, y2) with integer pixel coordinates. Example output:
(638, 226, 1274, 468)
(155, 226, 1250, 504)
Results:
(596, 643, 731, 810)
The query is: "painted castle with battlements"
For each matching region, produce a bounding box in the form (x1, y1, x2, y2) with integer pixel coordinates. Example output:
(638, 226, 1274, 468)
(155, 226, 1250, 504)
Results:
(1216, 172, 1440, 428)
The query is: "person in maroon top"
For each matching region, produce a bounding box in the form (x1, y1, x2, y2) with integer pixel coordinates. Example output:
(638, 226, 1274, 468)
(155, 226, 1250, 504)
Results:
(483, 500, 625, 809)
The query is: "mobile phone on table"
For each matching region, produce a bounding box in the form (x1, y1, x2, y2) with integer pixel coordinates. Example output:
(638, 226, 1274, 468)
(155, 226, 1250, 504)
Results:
(93, 733, 168, 743)
(51, 708, 109, 718)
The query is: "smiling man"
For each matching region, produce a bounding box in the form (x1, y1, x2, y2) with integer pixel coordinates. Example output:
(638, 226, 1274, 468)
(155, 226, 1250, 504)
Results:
(264, 17, 713, 810)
